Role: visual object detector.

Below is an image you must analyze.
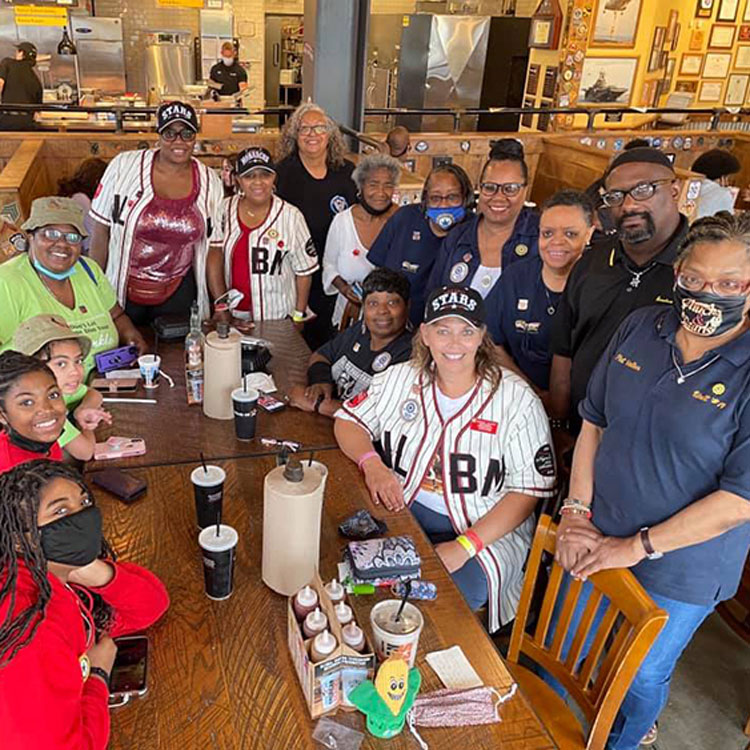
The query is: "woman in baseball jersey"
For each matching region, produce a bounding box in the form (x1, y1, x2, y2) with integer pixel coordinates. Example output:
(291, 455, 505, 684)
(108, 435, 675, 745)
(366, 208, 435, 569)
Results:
(89, 102, 225, 324)
(215, 147, 318, 325)
(335, 285, 556, 632)
(323, 153, 401, 328)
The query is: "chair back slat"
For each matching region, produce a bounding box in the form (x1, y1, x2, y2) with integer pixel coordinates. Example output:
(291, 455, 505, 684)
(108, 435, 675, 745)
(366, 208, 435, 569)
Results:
(508, 515, 669, 750)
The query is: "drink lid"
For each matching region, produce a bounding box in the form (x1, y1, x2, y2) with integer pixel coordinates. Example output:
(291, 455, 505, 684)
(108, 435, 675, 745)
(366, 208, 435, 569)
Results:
(334, 601, 353, 624)
(198, 524, 238, 553)
(325, 578, 344, 598)
(342, 622, 363, 644)
(295, 585, 317, 607)
(231, 386, 259, 402)
(305, 606, 327, 630)
(191, 465, 226, 486)
(314, 629, 337, 655)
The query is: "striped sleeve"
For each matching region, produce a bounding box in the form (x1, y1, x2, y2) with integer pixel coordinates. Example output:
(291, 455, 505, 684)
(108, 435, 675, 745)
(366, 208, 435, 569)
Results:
(503, 382, 556, 497)
(334, 368, 392, 441)
(89, 153, 121, 226)
(289, 205, 319, 276)
(206, 166, 225, 246)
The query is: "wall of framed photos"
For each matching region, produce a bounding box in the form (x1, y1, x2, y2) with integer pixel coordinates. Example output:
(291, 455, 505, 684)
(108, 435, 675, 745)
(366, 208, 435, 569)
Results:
(521, 0, 750, 130)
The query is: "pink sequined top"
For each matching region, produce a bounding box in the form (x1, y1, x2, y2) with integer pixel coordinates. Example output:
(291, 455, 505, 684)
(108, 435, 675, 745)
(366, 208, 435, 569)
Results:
(128, 162, 203, 283)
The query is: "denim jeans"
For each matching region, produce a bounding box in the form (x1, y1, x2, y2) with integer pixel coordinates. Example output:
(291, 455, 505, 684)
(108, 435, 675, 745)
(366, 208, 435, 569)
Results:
(410, 501, 489, 611)
(543, 574, 713, 750)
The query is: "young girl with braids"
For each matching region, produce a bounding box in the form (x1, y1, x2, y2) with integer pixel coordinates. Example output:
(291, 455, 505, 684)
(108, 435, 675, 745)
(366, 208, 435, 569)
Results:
(0, 350, 67, 472)
(0, 460, 169, 749)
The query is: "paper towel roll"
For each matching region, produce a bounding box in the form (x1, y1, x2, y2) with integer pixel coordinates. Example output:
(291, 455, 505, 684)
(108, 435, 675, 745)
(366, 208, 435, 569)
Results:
(262, 460, 326, 595)
(203, 329, 242, 420)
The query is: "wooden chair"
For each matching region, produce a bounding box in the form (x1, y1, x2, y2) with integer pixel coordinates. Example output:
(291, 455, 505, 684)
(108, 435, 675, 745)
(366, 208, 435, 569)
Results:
(506, 515, 669, 750)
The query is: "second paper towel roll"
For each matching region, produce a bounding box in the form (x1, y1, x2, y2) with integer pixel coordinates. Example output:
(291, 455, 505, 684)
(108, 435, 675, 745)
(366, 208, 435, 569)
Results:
(203, 328, 242, 420)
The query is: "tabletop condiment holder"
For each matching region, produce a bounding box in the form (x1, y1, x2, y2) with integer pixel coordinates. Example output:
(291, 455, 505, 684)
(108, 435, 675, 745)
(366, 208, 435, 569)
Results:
(287, 571, 375, 718)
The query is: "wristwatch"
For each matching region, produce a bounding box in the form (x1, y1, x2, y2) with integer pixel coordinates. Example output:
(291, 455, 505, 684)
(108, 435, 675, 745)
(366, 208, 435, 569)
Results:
(89, 666, 111, 688)
(639, 527, 663, 560)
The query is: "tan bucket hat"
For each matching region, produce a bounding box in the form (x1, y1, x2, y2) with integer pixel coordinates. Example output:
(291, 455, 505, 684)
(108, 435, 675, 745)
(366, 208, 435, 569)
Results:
(13, 313, 92, 358)
(21, 196, 88, 237)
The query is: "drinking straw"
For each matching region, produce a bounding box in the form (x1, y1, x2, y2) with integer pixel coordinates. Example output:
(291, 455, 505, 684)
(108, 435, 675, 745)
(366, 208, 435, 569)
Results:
(394, 580, 412, 623)
(216, 507, 221, 538)
(201, 452, 208, 475)
(308, 451, 314, 466)
(243, 373, 248, 393)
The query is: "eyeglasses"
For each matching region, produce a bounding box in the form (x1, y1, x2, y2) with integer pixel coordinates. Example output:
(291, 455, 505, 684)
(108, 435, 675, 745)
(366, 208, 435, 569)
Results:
(298, 124, 329, 136)
(39, 227, 82, 245)
(161, 128, 197, 142)
(601, 179, 673, 208)
(426, 192, 463, 207)
(676, 271, 750, 298)
(479, 182, 526, 197)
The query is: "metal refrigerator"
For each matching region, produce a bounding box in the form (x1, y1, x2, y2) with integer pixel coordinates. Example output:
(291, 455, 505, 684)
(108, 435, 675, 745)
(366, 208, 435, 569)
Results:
(71, 16, 126, 95)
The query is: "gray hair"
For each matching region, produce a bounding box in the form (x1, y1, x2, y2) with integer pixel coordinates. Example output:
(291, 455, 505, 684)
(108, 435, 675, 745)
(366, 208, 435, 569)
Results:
(276, 102, 348, 169)
(351, 153, 402, 191)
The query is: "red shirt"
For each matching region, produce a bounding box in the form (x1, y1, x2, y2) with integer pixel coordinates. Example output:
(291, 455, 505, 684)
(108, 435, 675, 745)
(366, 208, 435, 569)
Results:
(0, 431, 62, 473)
(0, 561, 169, 750)
(231, 216, 253, 312)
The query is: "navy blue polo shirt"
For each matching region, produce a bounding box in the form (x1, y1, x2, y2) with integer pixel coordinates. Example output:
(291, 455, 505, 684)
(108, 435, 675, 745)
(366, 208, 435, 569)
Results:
(580, 305, 750, 606)
(493, 256, 560, 390)
(367, 204, 445, 326)
(428, 208, 540, 341)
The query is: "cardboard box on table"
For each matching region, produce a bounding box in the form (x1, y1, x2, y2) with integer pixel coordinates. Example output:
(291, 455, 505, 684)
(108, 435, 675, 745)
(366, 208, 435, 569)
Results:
(287, 572, 376, 718)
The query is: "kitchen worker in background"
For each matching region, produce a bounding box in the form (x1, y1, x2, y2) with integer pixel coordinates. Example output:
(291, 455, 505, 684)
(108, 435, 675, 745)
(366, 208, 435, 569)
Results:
(209, 41, 248, 97)
(0, 42, 42, 131)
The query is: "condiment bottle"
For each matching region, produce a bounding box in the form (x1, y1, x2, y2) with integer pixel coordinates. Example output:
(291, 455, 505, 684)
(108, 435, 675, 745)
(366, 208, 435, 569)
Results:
(334, 601, 353, 625)
(293, 585, 318, 620)
(325, 577, 345, 603)
(303, 606, 328, 638)
(310, 629, 338, 663)
(341, 622, 366, 653)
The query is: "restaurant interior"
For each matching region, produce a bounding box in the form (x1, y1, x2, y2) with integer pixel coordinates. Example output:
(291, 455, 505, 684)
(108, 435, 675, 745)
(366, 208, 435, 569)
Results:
(0, 0, 748, 749)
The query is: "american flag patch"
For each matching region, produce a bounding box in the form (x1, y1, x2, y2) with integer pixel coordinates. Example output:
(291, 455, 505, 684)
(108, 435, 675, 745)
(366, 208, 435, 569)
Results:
(470, 419, 497, 434)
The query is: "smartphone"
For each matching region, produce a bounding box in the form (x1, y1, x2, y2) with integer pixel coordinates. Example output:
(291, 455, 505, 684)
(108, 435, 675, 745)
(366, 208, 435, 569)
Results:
(94, 346, 139, 374)
(91, 378, 138, 393)
(94, 437, 147, 461)
(109, 635, 148, 707)
(91, 468, 147, 504)
(258, 394, 285, 412)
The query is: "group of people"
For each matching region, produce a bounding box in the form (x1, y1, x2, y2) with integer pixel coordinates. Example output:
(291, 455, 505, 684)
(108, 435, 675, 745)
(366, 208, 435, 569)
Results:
(0, 99, 748, 750)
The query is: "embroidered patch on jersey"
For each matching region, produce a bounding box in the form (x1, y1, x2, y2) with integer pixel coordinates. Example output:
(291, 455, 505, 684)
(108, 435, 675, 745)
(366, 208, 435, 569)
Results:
(514, 243, 529, 257)
(330, 195, 349, 214)
(261, 236, 270, 244)
(401, 399, 419, 421)
(402, 260, 419, 273)
(94, 183, 103, 199)
(372, 352, 392, 372)
(304, 238, 317, 257)
(346, 390, 369, 408)
(412, 231, 421, 241)
(534, 444, 555, 477)
(517, 298, 529, 311)
(470, 419, 498, 434)
(268, 228, 279, 239)
(449, 262, 469, 283)
(277, 240, 285, 248)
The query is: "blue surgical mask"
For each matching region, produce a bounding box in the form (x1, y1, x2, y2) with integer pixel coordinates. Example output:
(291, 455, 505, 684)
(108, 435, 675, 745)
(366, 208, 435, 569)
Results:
(33, 257, 77, 281)
(426, 205, 465, 231)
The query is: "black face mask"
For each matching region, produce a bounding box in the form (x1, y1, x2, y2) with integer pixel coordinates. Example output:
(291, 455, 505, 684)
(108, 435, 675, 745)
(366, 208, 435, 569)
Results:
(1, 420, 57, 455)
(40, 505, 103, 566)
(359, 195, 392, 217)
(673, 284, 748, 337)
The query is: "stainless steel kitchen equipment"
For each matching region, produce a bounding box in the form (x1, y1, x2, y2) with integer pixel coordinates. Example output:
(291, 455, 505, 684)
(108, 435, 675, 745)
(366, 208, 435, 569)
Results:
(71, 16, 125, 95)
(144, 30, 195, 97)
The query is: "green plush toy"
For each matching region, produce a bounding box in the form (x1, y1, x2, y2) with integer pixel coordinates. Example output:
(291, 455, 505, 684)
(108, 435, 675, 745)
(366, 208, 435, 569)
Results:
(348, 654, 421, 739)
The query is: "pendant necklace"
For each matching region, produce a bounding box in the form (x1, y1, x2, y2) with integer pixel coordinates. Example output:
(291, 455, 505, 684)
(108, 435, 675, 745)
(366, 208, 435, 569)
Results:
(671, 349, 720, 385)
(543, 284, 556, 316)
(625, 261, 656, 291)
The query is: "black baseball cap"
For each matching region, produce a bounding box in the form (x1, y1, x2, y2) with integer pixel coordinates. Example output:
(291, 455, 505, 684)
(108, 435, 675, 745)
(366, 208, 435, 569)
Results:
(16, 42, 37, 60)
(156, 101, 199, 134)
(236, 147, 276, 176)
(424, 286, 485, 328)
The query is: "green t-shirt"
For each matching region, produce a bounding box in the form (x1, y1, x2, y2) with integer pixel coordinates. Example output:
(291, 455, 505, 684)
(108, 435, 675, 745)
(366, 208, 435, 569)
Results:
(64, 383, 89, 409)
(0, 254, 118, 378)
(59, 416, 81, 448)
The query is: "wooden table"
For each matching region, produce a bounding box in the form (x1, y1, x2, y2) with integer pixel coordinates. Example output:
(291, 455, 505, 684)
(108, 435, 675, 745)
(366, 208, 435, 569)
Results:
(98, 450, 555, 750)
(93, 320, 336, 469)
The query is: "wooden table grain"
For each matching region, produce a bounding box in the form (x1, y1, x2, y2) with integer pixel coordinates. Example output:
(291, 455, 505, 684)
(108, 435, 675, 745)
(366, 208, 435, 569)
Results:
(96, 450, 555, 750)
(92, 320, 336, 469)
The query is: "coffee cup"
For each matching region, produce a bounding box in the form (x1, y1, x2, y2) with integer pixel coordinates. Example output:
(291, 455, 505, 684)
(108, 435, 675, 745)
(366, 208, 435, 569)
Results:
(369, 599, 424, 668)
(231, 387, 259, 441)
(138, 354, 161, 389)
(198, 524, 238, 600)
(191, 465, 226, 530)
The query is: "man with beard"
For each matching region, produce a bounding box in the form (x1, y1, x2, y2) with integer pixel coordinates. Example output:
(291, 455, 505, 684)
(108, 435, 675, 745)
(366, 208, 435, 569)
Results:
(548, 148, 687, 440)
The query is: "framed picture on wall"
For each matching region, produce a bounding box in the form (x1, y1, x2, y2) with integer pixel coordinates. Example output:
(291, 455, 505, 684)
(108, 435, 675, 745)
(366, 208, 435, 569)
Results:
(666, 10, 679, 44)
(672, 23, 682, 50)
(579, 57, 638, 105)
(709, 24, 737, 48)
(718, 0, 740, 21)
(653, 26, 667, 50)
(649, 48, 662, 73)
(698, 80, 723, 101)
(689, 28, 706, 50)
(521, 99, 535, 128)
(590, 0, 643, 47)
(675, 79, 699, 93)
(527, 64, 540, 96)
(703, 51, 732, 77)
(736, 45, 750, 68)
(725, 73, 749, 103)
(680, 53, 704, 75)
(696, 0, 715, 17)
(664, 58, 676, 89)
(740, 24, 750, 41)
(745, 0, 750, 21)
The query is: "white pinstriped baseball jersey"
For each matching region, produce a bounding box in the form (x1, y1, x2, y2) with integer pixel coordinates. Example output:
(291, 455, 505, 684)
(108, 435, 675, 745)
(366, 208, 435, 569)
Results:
(221, 194, 319, 321)
(336, 361, 555, 632)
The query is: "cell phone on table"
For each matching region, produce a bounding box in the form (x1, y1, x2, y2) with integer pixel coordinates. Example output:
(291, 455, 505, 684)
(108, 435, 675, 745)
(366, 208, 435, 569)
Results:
(109, 635, 148, 707)
(258, 394, 285, 412)
(94, 437, 146, 461)
(91, 378, 138, 393)
(91, 468, 147, 504)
